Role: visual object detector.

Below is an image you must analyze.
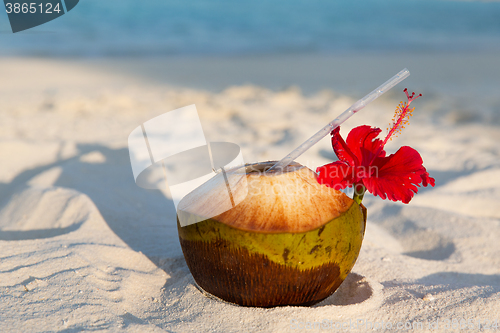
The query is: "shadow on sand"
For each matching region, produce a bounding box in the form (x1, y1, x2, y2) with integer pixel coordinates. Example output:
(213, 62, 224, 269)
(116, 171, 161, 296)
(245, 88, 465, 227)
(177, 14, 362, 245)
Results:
(0, 143, 182, 262)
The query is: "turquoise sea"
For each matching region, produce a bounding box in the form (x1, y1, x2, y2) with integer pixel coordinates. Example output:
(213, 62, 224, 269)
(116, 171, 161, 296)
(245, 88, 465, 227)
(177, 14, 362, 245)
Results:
(1, 0, 500, 57)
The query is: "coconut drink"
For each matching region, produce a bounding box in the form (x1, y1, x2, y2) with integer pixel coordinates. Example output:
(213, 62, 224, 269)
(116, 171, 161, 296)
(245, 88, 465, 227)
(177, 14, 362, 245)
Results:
(176, 86, 435, 307)
(129, 70, 435, 308)
(177, 161, 366, 307)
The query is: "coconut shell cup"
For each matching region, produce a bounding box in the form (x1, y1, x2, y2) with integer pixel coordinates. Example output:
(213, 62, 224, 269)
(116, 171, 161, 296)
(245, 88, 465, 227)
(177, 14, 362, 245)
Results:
(177, 161, 366, 307)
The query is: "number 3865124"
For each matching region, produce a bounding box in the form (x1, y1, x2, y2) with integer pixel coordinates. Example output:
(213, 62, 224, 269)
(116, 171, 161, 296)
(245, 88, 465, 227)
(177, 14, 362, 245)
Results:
(5, 2, 62, 14)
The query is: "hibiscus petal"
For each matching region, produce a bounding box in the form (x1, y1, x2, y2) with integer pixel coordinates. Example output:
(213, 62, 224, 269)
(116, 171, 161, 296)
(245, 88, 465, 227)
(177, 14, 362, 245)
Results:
(331, 127, 358, 166)
(345, 125, 386, 165)
(363, 146, 435, 204)
(316, 161, 354, 190)
(421, 169, 436, 187)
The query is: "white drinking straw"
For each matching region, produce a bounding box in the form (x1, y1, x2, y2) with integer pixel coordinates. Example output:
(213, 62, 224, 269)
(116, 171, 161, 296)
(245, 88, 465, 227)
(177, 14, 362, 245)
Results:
(268, 68, 411, 172)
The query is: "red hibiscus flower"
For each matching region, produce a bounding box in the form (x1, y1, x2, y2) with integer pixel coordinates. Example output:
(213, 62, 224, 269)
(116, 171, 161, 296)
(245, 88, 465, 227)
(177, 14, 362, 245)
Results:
(316, 89, 435, 204)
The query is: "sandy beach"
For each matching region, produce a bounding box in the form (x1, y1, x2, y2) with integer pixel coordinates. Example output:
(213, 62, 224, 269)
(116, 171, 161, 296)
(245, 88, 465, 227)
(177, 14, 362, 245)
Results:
(1, 53, 500, 332)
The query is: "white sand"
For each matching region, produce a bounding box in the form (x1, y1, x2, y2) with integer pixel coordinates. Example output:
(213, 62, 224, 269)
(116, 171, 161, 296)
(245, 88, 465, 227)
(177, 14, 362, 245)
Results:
(1, 55, 499, 332)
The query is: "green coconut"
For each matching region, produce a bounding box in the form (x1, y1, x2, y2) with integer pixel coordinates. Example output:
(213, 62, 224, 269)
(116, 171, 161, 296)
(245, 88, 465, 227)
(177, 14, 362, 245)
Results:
(177, 161, 366, 307)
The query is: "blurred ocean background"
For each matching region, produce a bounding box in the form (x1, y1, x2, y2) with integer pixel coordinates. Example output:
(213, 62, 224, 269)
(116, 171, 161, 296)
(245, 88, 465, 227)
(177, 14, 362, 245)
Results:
(1, 0, 500, 57)
(1, 0, 500, 124)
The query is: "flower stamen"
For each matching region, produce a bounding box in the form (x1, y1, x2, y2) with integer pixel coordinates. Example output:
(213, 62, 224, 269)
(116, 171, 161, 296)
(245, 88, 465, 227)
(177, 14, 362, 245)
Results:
(383, 88, 421, 145)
